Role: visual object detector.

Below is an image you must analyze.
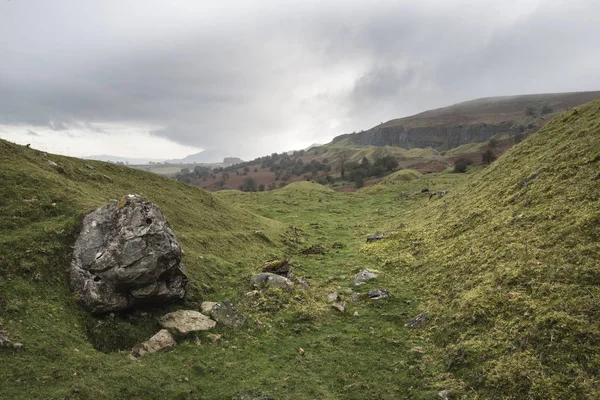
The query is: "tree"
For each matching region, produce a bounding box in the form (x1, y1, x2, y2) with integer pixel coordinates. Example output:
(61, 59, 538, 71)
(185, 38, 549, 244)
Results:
(337, 152, 350, 179)
(453, 158, 472, 173)
(482, 149, 496, 165)
(240, 177, 257, 192)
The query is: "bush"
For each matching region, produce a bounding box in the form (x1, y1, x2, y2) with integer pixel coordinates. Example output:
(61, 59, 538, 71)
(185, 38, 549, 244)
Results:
(240, 177, 257, 192)
(482, 149, 496, 165)
(453, 158, 472, 173)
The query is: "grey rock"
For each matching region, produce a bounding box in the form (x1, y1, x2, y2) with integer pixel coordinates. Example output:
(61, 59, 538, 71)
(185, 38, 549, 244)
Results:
(332, 302, 346, 313)
(405, 313, 429, 328)
(70, 195, 187, 314)
(293, 277, 310, 290)
(211, 301, 246, 328)
(251, 272, 294, 292)
(367, 288, 391, 299)
(326, 292, 340, 303)
(47, 160, 57, 166)
(352, 269, 378, 286)
(201, 301, 218, 315)
(349, 292, 363, 303)
(438, 389, 450, 400)
(159, 310, 216, 335)
(131, 329, 176, 358)
(366, 233, 384, 243)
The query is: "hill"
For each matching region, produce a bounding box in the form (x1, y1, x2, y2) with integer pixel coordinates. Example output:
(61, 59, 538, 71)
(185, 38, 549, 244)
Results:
(329, 90, 600, 151)
(368, 98, 600, 397)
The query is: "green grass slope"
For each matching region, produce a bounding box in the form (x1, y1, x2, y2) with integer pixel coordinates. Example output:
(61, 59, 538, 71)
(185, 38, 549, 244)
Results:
(0, 140, 286, 398)
(370, 100, 600, 398)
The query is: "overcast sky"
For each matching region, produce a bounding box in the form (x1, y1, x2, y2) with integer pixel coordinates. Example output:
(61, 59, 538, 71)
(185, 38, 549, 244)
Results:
(1, 0, 599, 161)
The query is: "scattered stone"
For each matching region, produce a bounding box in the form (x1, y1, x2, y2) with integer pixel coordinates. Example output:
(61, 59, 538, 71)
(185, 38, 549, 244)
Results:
(332, 302, 346, 313)
(211, 301, 246, 328)
(367, 288, 391, 299)
(159, 310, 216, 335)
(251, 272, 294, 292)
(293, 277, 310, 290)
(299, 244, 326, 255)
(131, 329, 176, 358)
(366, 233, 384, 243)
(102, 174, 113, 183)
(352, 269, 378, 286)
(519, 172, 540, 188)
(353, 311, 359, 316)
(85, 164, 95, 170)
(261, 258, 291, 276)
(47, 160, 58, 166)
(326, 292, 340, 303)
(349, 292, 363, 303)
(438, 389, 450, 400)
(331, 242, 345, 249)
(405, 313, 429, 328)
(70, 194, 187, 314)
(206, 333, 222, 344)
(201, 301, 218, 315)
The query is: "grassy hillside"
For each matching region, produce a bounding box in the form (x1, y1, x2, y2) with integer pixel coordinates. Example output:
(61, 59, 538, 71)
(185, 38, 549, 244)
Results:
(0, 141, 288, 398)
(368, 99, 600, 398)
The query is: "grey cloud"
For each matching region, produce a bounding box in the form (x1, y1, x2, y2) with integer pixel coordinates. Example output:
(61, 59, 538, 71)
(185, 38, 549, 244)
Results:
(26, 129, 39, 136)
(1, 0, 599, 158)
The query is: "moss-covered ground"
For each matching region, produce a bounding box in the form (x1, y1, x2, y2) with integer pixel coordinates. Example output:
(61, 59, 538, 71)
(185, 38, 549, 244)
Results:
(1, 99, 599, 399)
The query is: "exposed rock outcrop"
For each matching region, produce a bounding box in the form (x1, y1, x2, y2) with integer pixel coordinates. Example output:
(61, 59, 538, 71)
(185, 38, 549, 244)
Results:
(70, 195, 187, 314)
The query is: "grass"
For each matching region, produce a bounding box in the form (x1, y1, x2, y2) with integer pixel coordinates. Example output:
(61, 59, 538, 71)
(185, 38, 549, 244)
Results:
(1, 98, 599, 399)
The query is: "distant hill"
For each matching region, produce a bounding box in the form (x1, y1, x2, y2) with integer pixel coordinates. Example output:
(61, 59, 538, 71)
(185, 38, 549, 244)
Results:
(165, 149, 241, 164)
(85, 155, 167, 164)
(330, 90, 600, 151)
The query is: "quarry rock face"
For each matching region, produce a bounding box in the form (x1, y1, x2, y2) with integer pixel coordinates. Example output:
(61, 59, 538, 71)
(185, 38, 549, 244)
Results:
(70, 195, 187, 314)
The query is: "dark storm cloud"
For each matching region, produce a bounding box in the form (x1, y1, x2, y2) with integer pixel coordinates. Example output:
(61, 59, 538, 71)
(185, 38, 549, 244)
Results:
(1, 0, 599, 158)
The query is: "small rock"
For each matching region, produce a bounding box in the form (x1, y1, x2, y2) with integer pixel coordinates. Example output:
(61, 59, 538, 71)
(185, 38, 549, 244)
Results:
(211, 301, 246, 328)
(349, 292, 363, 303)
(85, 164, 95, 170)
(131, 329, 176, 358)
(12, 342, 23, 349)
(367, 288, 391, 299)
(366, 233, 384, 243)
(201, 301, 217, 315)
(251, 272, 294, 292)
(159, 310, 216, 335)
(261, 258, 291, 276)
(332, 302, 346, 313)
(352, 269, 377, 286)
(353, 311, 359, 316)
(438, 389, 450, 400)
(294, 277, 310, 290)
(47, 160, 58, 166)
(326, 292, 340, 303)
(206, 333, 222, 344)
(405, 313, 429, 328)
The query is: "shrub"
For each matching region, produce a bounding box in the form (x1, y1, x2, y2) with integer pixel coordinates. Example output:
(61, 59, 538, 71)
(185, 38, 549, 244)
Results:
(453, 158, 472, 173)
(482, 149, 496, 165)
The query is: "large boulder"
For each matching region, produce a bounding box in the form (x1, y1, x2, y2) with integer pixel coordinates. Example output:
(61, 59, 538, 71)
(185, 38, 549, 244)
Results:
(70, 195, 187, 314)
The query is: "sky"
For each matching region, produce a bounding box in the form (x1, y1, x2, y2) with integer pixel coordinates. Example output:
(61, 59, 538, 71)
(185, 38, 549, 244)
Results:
(1, 0, 599, 162)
